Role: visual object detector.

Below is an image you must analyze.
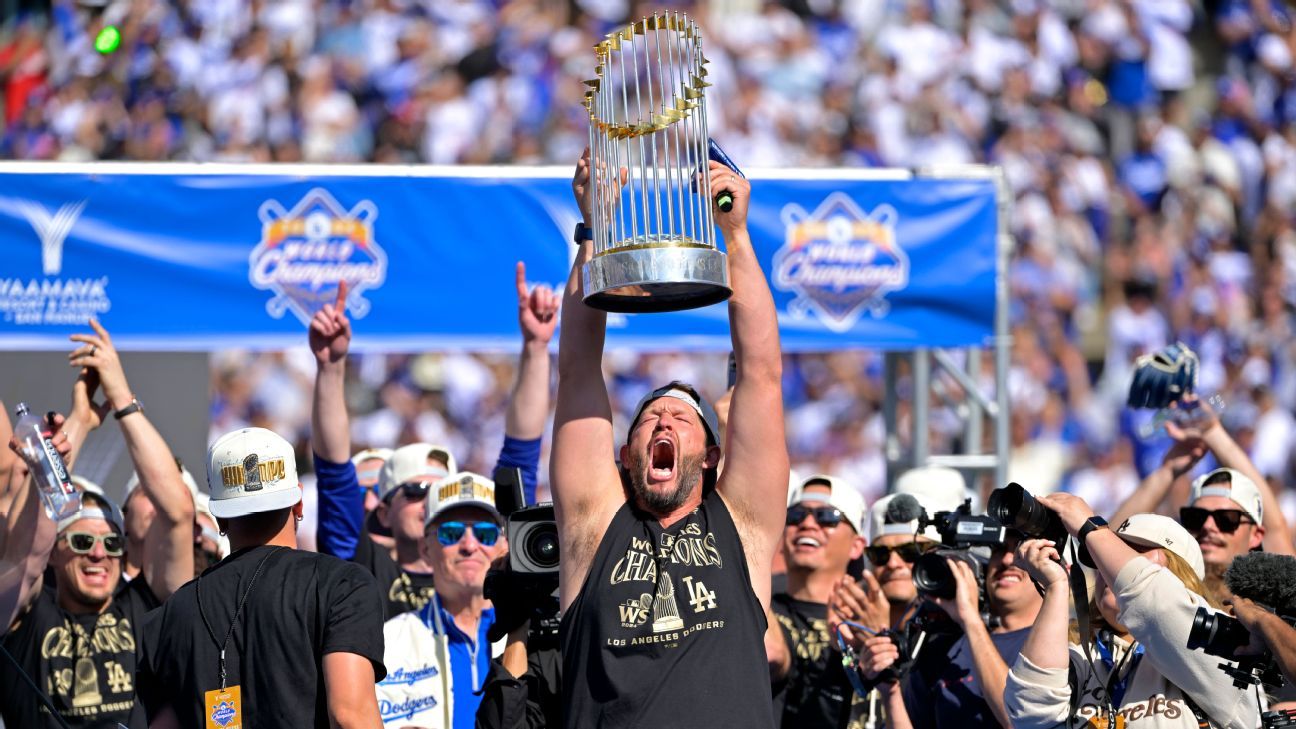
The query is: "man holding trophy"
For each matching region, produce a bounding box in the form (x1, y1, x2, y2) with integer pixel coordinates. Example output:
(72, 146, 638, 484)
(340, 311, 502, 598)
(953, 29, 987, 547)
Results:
(552, 13, 788, 728)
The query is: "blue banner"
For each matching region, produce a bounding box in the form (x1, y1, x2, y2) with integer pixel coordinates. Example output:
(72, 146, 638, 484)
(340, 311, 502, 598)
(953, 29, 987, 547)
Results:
(0, 166, 998, 352)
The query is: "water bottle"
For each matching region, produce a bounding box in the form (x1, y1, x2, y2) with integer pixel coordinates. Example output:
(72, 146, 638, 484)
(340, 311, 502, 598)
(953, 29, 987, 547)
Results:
(12, 403, 80, 521)
(1137, 394, 1227, 439)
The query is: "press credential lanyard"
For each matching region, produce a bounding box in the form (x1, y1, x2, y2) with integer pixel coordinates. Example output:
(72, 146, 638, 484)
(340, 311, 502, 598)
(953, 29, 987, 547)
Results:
(196, 547, 284, 689)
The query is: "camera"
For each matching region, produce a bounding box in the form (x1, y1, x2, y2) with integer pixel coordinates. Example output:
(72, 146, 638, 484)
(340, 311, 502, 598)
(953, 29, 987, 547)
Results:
(911, 500, 1005, 600)
(1187, 606, 1291, 688)
(987, 482, 1067, 546)
(870, 601, 959, 683)
(509, 503, 560, 576)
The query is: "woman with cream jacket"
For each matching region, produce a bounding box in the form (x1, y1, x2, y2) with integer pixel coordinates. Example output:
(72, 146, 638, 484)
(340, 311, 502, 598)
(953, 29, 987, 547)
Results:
(1004, 493, 1263, 729)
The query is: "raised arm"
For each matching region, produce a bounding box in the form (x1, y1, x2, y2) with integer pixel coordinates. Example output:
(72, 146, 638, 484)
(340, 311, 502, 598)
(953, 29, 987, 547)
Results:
(70, 320, 194, 600)
(1, 420, 68, 631)
(311, 283, 352, 463)
(1199, 415, 1295, 555)
(552, 150, 624, 608)
(497, 262, 558, 504)
(309, 284, 367, 560)
(707, 161, 789, 608)
(1111, 424, 1205, 524)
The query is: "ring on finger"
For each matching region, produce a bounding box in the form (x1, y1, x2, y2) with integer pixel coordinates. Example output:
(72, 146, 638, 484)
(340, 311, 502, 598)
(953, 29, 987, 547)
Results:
(90, 345, 97, 356)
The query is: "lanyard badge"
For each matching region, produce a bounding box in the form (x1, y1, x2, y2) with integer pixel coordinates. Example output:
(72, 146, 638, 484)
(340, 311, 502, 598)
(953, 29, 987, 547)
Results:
(205, 685, 243, 729)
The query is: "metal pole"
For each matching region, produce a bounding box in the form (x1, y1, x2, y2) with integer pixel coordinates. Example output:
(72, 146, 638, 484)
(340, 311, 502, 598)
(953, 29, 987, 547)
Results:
(993, 171, 1012, 491)
(965, 347, 983, 457)
(912, 348, 930, 470)
(624, 34, 645, 245)
(883, 352, 901, 493)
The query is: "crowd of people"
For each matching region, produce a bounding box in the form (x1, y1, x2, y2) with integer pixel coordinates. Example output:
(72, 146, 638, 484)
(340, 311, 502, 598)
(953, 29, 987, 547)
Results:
(3, 148, 1296, 728)
(5, 0, 1272, 537)
(5, 0, 1296, 727)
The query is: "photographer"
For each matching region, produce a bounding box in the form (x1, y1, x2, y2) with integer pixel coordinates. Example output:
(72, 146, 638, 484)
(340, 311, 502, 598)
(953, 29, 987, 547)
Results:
(1230, 594, 1296, 690)
(850, 524, 1042, 729)
(1005, 494, 1263, 729)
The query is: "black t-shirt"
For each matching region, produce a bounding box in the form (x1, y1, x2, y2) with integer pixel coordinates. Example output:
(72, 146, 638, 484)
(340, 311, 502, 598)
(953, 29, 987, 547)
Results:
(0, 576, 159, 729)
(353, 530, 437, 619)
(770, 593, 866, 729)
(901, 625, 1030, 729)
(560, 489, 776, 729)
(137, 545, 387, 729)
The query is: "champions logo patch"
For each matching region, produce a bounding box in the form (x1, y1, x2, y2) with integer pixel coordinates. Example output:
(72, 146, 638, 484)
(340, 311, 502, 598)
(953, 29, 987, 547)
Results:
(250, 188, 387, 325)
(218, 456, 287, 490)
(773, 194, 908, 333)
(210, 700, 237, 726)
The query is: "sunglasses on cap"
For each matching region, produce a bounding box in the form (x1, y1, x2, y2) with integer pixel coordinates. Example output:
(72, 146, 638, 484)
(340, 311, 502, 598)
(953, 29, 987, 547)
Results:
(865, 542, 936, 565)
(63, 531, 125, 557)
(786, 504, 845, 528)
(435, 520, 501, 547)
(1179, 507, 1255, 534)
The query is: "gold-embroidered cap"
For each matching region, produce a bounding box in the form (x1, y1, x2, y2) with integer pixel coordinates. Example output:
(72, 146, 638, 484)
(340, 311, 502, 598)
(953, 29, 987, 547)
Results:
(424, 471, 500, 528)
(379, 443, 457, 501)
(206, 427, 301, 519)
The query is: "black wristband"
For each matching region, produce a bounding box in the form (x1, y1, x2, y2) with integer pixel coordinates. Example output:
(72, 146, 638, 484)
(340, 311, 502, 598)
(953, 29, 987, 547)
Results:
(573, 222, 593, 244)
(113, 398, 144, 420)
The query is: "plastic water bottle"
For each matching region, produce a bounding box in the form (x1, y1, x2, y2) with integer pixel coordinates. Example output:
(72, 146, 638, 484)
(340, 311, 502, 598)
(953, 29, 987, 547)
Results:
(12, 403, 80, 521)
(1138, 394, 1227, 439)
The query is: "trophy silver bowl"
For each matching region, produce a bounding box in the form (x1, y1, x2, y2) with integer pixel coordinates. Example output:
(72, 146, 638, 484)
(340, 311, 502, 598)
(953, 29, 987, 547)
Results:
(582, 12, 731, 314)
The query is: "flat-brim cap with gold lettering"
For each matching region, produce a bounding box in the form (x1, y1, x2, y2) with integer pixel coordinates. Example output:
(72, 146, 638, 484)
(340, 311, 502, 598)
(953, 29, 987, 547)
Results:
(424, 471, 501, 528)
(206, 427, 301, 519)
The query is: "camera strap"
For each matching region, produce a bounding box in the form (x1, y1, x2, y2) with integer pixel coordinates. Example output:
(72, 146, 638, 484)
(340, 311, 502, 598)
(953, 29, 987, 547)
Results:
(1070, 540, 1094, 666)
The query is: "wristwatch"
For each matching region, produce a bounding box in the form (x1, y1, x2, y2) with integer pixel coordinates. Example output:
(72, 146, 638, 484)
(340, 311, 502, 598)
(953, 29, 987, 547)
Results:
(1078, 516, 1109, 546)
(573, 222, 593, 244)
(113, 397, 144, 420)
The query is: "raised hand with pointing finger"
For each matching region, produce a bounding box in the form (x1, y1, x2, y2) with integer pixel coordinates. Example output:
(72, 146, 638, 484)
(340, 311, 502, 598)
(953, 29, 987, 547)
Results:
(310, 282, 352, 368)
(516, 262, 559, 347)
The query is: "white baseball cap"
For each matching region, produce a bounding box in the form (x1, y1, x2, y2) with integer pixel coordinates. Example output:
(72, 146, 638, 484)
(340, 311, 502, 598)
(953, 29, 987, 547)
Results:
(1110, 513, 1206, 581)
(424, 471, 500, 528)
(378, 443, 456, 501)
(895, 466, 968, 509)
(57, 489, 125, 536)
(1189, 468, 1264, 525)
(351, 448, 393, 467)
(206, 427, 302, 519)
(788, 475, 866, 534)
(868, 475, 966, 543)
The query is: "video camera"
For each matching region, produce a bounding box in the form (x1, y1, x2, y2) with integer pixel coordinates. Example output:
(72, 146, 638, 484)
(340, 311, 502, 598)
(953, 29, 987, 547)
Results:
(1187, 607, 1292, 688)
(482, 467, 562, 649)
(911, 500, 1006, 601)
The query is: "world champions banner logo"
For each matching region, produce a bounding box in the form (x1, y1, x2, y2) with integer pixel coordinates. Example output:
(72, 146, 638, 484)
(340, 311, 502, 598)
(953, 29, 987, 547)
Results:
(773, 193, 909, 333)
(249, 188, 388, 325)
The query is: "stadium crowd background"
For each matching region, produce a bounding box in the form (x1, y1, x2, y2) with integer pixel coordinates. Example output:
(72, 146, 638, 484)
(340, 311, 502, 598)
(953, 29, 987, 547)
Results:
(6, 0, 1296, 539)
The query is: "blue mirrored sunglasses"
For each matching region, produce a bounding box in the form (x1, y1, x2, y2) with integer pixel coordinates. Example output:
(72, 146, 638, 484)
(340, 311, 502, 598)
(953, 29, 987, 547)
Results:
(436, 520, 501, 547)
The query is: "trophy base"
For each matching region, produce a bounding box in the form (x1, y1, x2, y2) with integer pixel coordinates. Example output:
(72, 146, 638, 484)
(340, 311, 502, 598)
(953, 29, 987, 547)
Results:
(583, 243, 732, 314)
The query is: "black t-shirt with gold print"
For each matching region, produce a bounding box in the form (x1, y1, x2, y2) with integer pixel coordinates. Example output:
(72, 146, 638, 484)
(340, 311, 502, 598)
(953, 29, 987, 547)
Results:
(1, 577, 158, 729)
(352, 530, 436, 618)
(770, 593, 868, 729)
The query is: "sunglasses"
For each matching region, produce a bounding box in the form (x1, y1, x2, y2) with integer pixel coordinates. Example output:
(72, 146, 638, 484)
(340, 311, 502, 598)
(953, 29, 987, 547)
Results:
(435, 520, 501, 547)
(1180, 507, 1255, 534)
(786, 505, 845, 528)
(387, 481, 431, 503)
(865, 542, 936, 565)
(63, 531, 124, 557)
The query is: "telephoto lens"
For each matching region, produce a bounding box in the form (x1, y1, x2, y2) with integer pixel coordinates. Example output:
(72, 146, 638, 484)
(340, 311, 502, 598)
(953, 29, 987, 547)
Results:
(913, 548, 986, 600)
(988, 483, 1068, 544)
(1187, 606, 1252, 658)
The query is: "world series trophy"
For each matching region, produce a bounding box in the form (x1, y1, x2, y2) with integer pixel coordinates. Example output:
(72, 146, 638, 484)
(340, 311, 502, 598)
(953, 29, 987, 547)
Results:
(581, 12, 732, 313)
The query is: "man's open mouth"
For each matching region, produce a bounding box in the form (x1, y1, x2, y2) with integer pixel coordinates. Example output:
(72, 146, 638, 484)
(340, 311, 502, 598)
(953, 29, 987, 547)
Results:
(649, 437, 676, 481)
